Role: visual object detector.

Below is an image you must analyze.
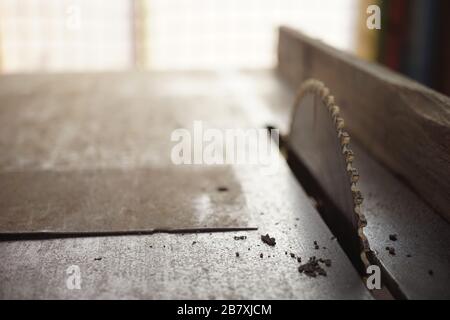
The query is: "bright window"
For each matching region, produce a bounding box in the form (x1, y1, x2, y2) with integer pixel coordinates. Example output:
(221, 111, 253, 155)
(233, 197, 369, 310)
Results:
(0, 0, 359, 72)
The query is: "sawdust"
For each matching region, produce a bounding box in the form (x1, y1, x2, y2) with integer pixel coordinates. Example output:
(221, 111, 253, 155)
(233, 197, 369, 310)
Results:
(261, 234, 276, 246)
(298, 256, 331, 277)
(386, 247, 396, 256)
(389, 234, 398, 241)
(314, 241, 320, 250)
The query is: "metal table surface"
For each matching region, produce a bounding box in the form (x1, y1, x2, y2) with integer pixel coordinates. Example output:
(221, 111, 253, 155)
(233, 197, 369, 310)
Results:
(354, 143, 450, 300)
(0, 71, 370, 299)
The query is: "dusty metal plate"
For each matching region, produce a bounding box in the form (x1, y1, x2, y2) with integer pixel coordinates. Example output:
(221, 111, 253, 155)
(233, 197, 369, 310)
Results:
(0, 72, 258, 235)
(0, 166, 250, 234)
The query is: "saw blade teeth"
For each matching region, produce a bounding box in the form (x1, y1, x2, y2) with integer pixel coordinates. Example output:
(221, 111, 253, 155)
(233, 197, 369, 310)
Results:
(335, 117, 345, 130)
(297, 79, 373, 277)
(359, 231, 369, 247)
(314, 80, 323, 89)
(309, 80, 322, 93)
(320, 87, 330, 99)
(355, 206, 368, 227)
(342, 147, 355, 163)
(325, 95, 335, 107)
(339, 131, 350, 146)
(352, 189, 364, 205)
(329, 105, 340, 117)
(348, 167, 360, 183)
(358, 214, 368, 228)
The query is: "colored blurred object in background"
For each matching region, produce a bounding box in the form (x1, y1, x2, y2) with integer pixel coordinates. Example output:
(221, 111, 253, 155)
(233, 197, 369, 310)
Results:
(357, 0, 450, 95)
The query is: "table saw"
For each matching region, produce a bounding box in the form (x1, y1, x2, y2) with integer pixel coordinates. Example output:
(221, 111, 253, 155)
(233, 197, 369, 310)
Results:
(0, 27, 449, 300)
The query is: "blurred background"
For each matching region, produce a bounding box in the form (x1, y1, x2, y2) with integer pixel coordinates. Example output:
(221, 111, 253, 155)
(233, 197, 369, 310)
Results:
(0, 0, 448, 95)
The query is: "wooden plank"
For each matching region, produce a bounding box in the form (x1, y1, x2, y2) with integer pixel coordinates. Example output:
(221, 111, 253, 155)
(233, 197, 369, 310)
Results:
(277, 27, 450, 222)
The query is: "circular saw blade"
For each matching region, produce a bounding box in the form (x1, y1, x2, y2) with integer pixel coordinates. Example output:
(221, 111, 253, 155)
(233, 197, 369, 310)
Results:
(288, 79, 371, 270)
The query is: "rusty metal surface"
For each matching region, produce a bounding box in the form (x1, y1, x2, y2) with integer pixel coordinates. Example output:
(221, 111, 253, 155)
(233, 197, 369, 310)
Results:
(0, 71, 370, 299)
